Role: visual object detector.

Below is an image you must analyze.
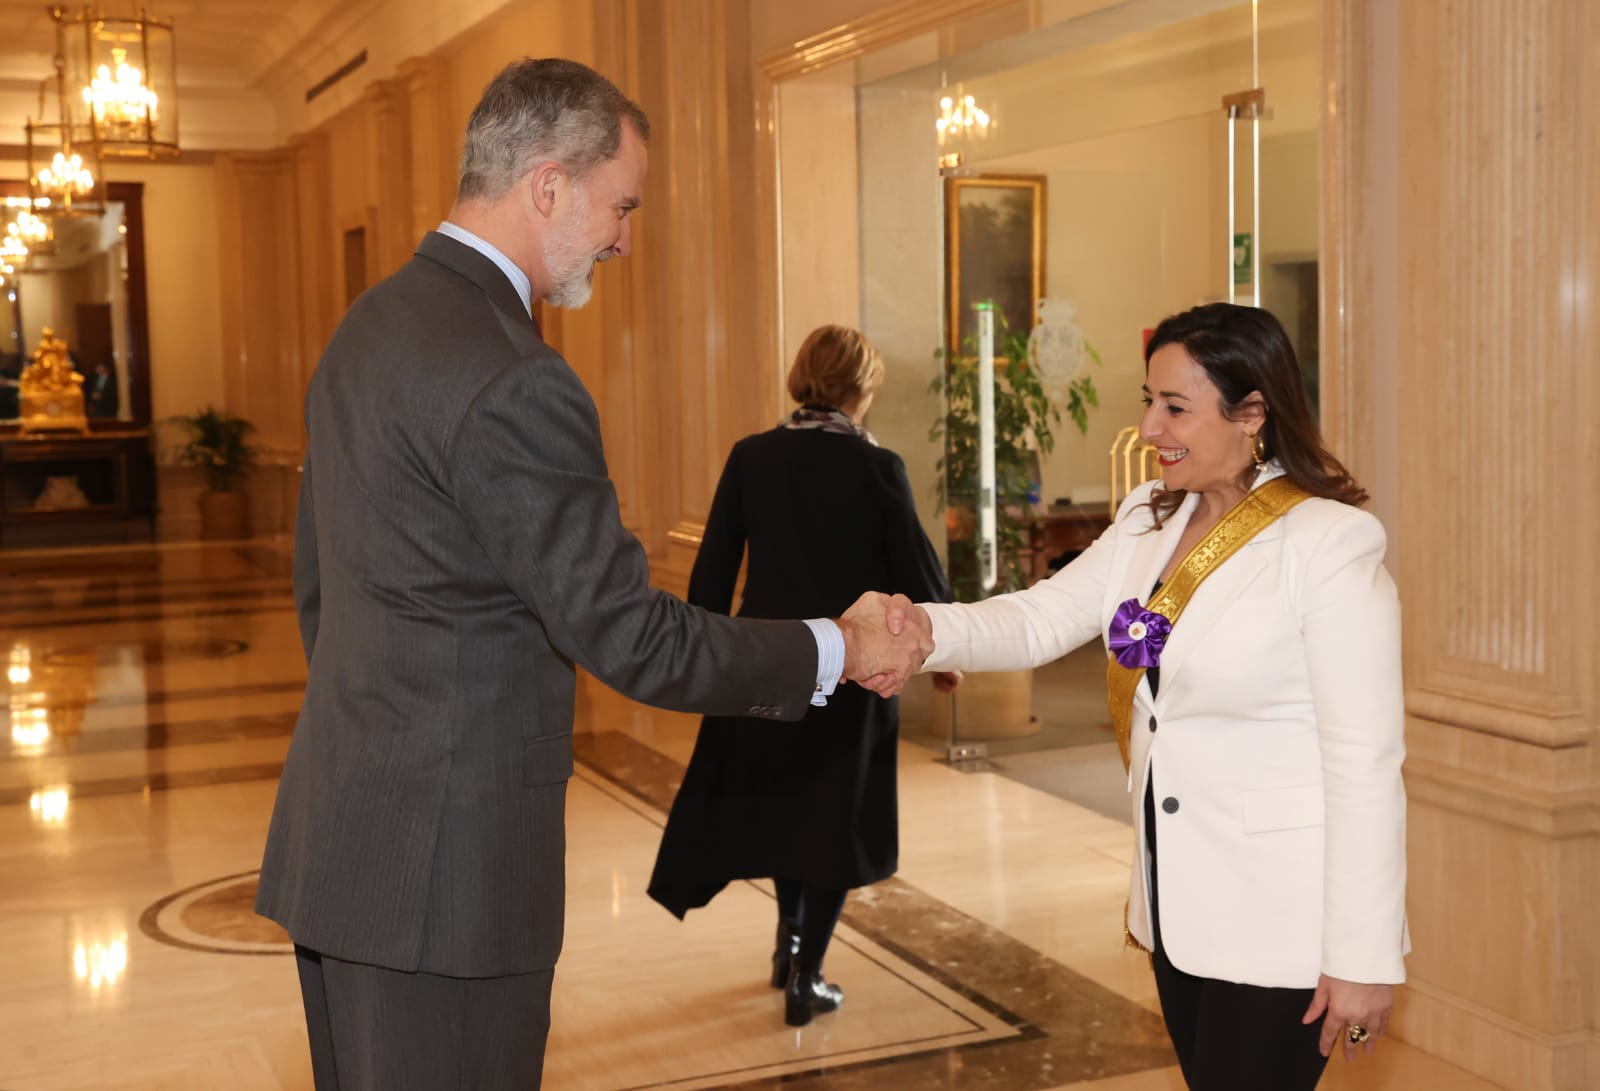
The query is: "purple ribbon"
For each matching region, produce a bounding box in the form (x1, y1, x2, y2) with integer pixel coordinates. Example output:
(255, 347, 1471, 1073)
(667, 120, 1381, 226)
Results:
(1108, 598, 1172, 669)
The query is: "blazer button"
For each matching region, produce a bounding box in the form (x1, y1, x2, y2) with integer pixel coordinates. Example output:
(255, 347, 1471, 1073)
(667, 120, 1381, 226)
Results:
(1147, 715, 1157, 733)
(1161, 797, 1180, 814)
(748, 706, 762, 716)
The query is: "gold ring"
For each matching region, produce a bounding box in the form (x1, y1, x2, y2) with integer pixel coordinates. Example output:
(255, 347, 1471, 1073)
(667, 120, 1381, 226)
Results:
(1346, 1024, 1370, 1044)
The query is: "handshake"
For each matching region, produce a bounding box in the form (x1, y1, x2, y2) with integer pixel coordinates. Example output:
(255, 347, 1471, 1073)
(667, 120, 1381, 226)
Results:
(837, 592, 960, 698)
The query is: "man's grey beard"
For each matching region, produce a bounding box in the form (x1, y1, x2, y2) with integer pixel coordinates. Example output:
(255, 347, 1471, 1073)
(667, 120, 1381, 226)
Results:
(543, 191, 602, 310)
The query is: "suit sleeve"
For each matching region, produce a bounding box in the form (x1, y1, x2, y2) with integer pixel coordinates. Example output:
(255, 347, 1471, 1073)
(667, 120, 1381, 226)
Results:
(686, 445, 746, 615)
(447, 357, 817, 720)
(292, 446, 320, 663)
(1299, 510, 1408, 984)
(874, 452, 951, 605)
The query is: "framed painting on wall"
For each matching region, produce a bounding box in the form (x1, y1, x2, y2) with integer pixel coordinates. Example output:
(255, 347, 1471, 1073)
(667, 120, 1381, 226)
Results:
(944, 174, 1046, 352)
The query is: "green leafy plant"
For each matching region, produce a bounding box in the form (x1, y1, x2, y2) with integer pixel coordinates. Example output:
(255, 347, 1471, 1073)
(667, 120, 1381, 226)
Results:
(167, 406, 257, 492)
(929, 317, 1100, 601)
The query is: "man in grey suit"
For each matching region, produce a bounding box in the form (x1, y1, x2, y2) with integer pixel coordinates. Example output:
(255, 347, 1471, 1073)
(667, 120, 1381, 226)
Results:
(256, 58, 931, 1090)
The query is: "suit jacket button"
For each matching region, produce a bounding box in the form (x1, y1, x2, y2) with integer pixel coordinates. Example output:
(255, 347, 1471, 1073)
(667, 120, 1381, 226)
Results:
(1147, 715, 1157, 733)
(748, 706, 762, 716)
(1161, 796, 1180, 814)
(771, 707, 782, 717)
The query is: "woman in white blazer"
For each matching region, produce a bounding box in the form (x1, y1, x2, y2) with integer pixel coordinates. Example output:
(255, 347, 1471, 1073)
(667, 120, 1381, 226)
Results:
(898, 304, 1407, 1089)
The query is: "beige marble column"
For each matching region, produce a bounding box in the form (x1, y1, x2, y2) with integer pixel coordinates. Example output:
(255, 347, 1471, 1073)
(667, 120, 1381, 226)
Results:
(587, 0, 768, 586)
(1325, 2, 1600, 1088)
(212, 150, 309, 537)
(290, 131, 336, 396)
(397, 56, 458, 246)
(361, 78, 415, 280)
(213, 151, 306, 447)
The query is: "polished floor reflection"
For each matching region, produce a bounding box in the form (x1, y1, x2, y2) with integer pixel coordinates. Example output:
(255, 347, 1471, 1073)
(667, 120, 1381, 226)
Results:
(0, 541, 1504, 1089)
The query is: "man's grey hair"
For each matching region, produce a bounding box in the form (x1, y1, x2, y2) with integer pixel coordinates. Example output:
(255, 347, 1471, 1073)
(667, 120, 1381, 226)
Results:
(457, 58, 650, 201)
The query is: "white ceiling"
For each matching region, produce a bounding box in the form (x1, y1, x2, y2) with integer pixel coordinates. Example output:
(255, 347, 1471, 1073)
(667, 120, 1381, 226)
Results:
(0, 0, 396, 150)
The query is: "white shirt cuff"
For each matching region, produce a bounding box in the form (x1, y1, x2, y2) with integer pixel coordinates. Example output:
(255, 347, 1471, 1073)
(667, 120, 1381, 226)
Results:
(802, 618, 844, 707)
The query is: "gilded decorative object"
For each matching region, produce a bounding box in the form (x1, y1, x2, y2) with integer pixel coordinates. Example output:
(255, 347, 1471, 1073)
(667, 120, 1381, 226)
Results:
(1108, 425, 1159, 509)
(19, 327, 90, 434)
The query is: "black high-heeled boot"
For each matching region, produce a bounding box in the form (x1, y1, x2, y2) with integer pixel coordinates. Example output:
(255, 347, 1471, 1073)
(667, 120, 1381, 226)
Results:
(784, 965, 843, 1027)
(771, 920, 801, 989)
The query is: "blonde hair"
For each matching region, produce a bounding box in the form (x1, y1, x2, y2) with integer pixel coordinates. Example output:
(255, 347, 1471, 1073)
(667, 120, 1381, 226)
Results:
(786, 325, 885, 410)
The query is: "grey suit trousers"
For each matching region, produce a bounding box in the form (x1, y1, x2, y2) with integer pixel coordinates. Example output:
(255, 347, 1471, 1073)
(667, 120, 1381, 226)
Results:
(296, 945, 554, 1090)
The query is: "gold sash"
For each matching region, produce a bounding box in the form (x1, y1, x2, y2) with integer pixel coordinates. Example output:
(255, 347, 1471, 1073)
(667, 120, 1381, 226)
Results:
(1107, 476, 1312, 771)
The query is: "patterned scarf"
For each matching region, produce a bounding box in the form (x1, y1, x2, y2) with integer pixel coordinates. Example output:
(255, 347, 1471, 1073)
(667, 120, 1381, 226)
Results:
(781, 406, 879, 446)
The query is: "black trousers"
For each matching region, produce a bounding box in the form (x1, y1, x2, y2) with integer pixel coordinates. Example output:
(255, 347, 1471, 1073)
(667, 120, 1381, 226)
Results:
(295, 945, 554, 1091)
(1144, 783, 1330, 1091)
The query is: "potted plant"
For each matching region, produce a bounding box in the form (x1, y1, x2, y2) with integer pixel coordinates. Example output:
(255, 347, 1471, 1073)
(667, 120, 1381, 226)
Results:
(168, 406, 257, 540)
(929, 318, 1100, 600)
(927, 316, 1100, 736)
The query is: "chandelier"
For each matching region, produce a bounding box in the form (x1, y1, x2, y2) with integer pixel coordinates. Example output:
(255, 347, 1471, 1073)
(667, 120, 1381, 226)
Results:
(55, 5, 180, 159)
(25, 53, 104, 217)
(936, 85, 993, 145)
(0, 231, 31, 267)
(6, 207, 56, 256)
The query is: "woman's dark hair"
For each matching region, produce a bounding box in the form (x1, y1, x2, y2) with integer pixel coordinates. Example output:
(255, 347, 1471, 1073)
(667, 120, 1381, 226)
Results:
(1141, 302, 1367, 525)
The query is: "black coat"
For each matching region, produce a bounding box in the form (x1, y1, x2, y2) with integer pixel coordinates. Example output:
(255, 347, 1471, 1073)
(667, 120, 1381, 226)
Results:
(648, 425, 950, 917)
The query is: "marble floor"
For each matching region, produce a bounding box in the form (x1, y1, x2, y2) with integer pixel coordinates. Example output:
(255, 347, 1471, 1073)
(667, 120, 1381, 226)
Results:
(0, 541, 1505, 1090)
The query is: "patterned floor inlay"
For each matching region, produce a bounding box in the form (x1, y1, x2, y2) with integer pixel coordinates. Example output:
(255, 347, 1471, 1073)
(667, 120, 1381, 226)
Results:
(41, 637, 251, 666)
(575, 730, 1176, 1089)
(0, 710, 299, 761)
(141, 871, 292, 955)
(0, 760, 285, 806)
(2, 679, 305, 720)
(13, 602, 295, 630)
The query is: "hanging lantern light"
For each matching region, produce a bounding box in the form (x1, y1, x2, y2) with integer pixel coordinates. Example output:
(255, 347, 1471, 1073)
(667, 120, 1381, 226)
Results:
(5, 203, 57, 259)
(56, 4, 180, 160)
(0, 231, 31, 267)
(25, 53, 105, 218)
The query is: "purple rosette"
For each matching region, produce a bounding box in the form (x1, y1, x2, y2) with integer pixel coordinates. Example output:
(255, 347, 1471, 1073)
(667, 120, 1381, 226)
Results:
(1108, 598, 1172, 669)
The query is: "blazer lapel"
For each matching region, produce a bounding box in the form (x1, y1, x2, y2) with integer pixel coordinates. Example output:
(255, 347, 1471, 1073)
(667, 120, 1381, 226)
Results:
(1154, 512, 1283, 698)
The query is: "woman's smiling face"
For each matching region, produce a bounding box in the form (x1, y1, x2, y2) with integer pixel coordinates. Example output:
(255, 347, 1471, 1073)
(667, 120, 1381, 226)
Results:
(1139, 342, 1261, 499)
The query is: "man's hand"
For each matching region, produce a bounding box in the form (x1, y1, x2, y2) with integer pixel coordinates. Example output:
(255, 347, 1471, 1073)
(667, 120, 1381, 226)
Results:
(838, 592, 934, 697)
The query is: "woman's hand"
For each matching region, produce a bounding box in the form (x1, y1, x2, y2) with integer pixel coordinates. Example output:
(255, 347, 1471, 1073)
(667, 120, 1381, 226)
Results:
(1303, 974, 1394, 1059)
(931, 670, 963, 693)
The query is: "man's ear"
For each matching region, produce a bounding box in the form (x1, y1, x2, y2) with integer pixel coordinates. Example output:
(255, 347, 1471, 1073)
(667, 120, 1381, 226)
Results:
(528, 162, 564, 218)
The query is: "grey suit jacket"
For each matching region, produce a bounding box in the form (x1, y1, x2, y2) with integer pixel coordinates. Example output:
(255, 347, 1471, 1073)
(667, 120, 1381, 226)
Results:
(256, 232, 817, 977)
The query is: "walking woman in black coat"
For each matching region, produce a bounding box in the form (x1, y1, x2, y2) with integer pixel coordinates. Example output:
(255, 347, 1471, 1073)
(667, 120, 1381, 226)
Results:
(648, 324, 957, 1027)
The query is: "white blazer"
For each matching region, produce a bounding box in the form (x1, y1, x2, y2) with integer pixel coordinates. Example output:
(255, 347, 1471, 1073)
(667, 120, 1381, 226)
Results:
(922, 466, 1409, 988)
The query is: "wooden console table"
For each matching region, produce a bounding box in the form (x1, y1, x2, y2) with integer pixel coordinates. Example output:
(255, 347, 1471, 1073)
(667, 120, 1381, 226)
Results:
(1026, 503, 1112, 583)
(0, 430, 157, 545)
